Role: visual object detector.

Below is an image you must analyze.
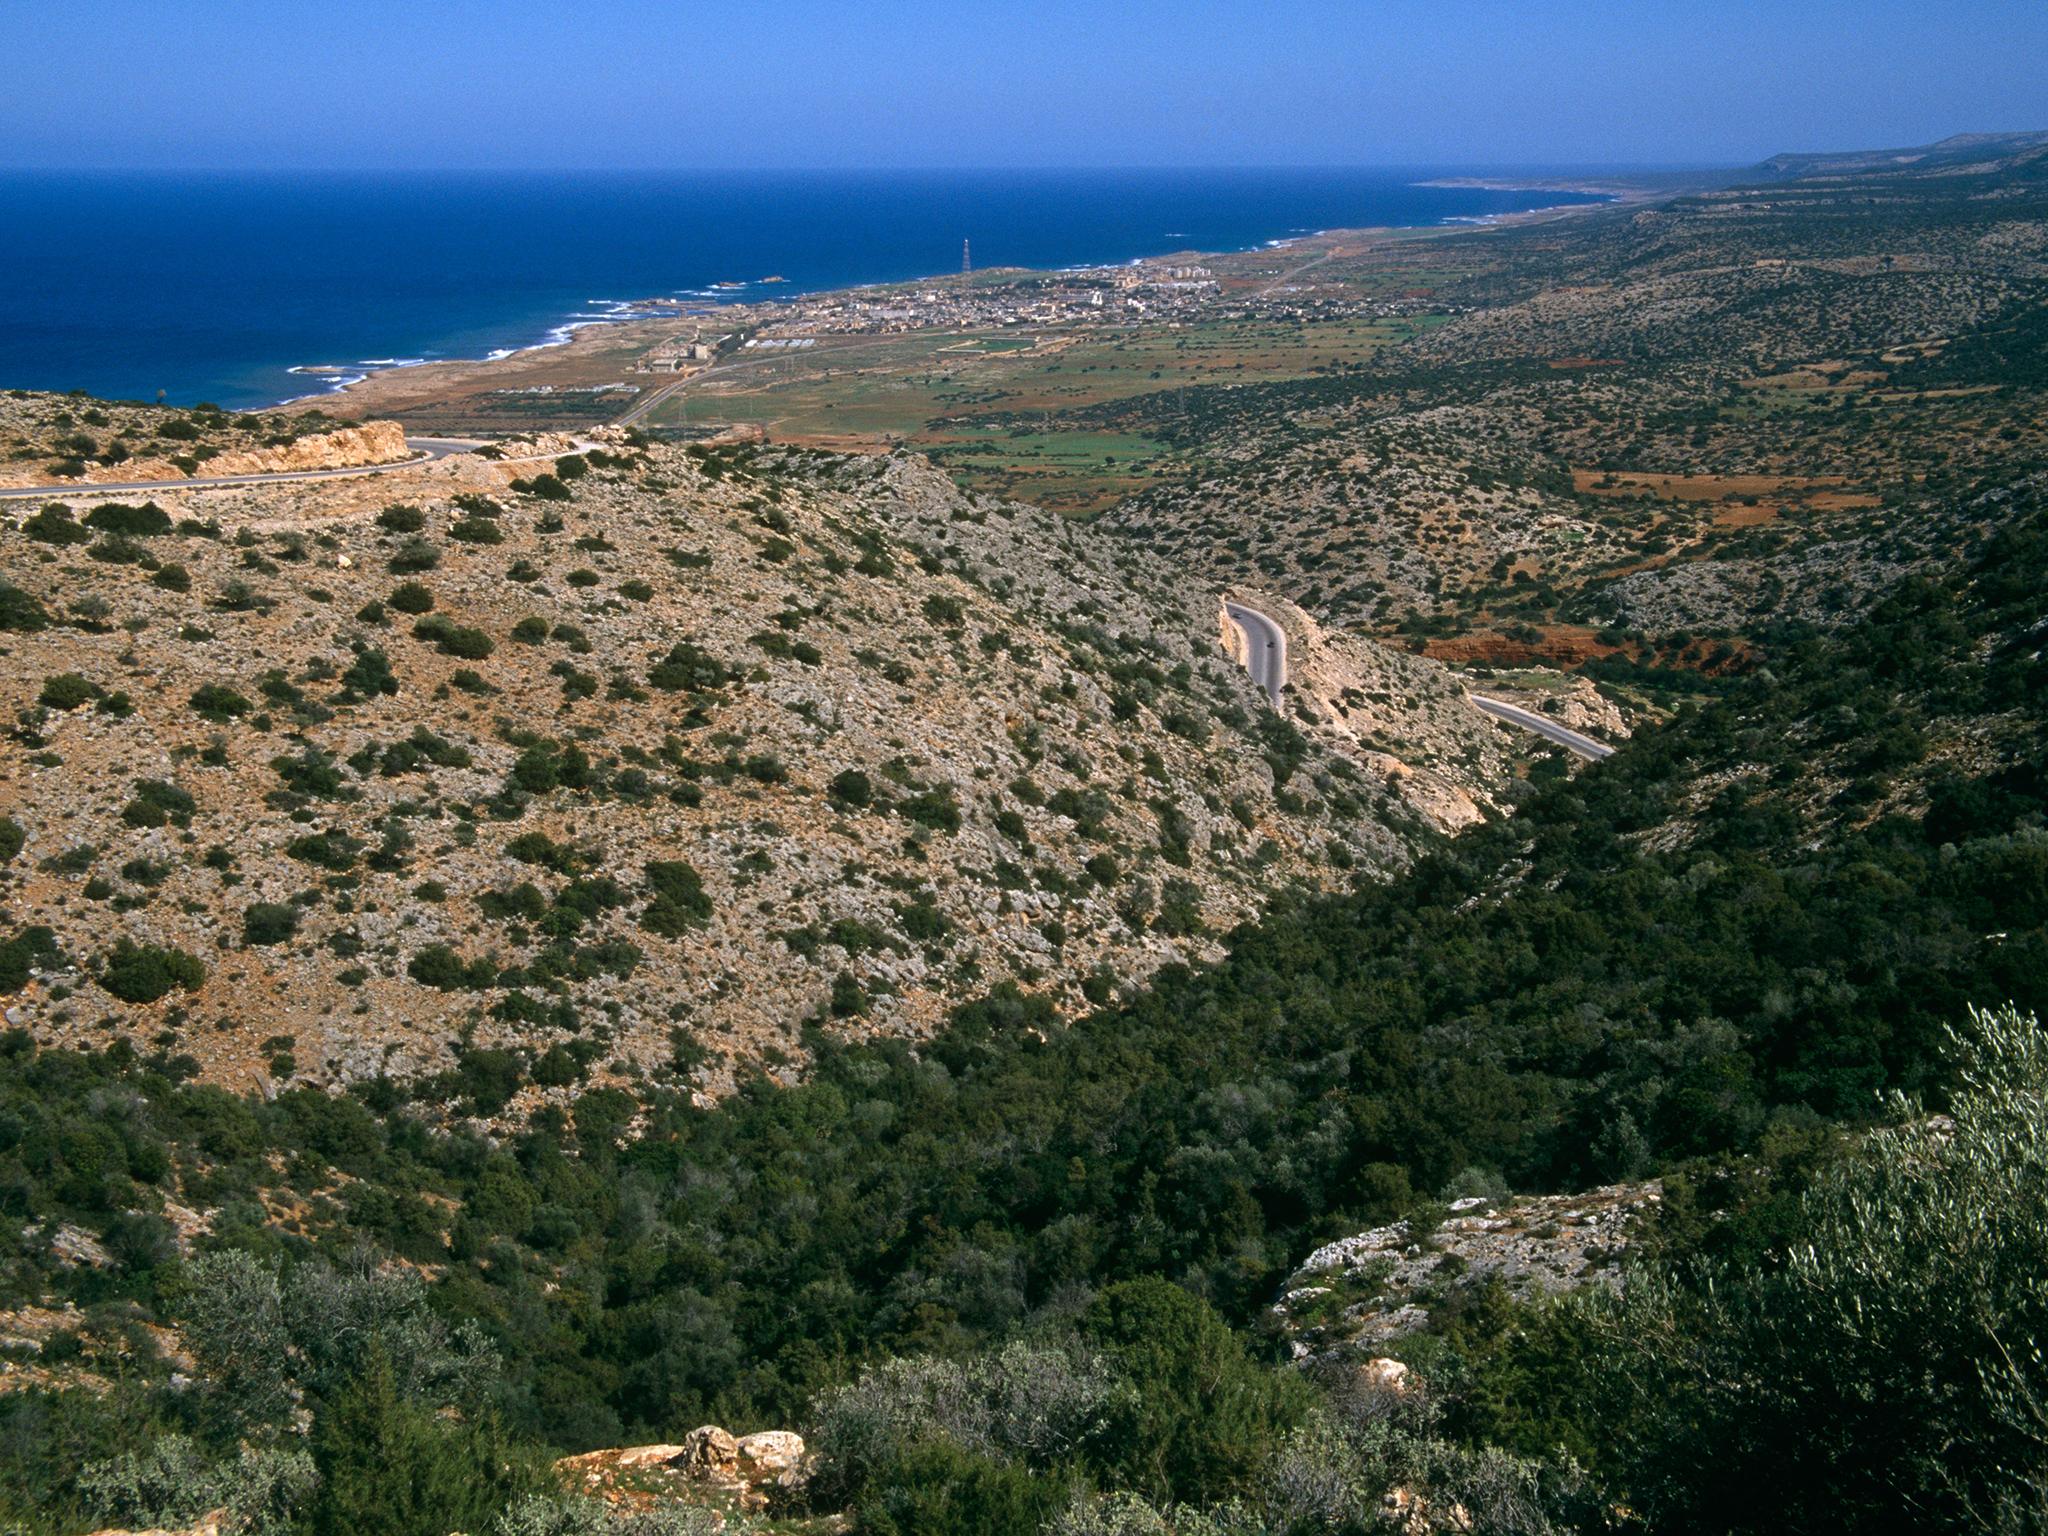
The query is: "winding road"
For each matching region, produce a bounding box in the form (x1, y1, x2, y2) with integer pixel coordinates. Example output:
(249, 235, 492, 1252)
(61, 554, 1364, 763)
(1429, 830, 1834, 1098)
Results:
(1221, 597, 1615, 761)
(1469, 693, 1615, 760)
(1225, 600, 1288, 703)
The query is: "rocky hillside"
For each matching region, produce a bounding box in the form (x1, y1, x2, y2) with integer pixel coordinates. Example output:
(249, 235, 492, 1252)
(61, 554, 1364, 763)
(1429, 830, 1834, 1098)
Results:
(0, 390, 399, 488)
(1099, 152, 2048, 670)
(1267, 1181, 1660, 1361)
(0, 431, 1485, 1101)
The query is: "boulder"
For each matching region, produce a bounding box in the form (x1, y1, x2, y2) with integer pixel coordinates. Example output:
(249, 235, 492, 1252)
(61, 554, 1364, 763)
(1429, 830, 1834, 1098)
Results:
(87, 1516, 225, 1536)
(1359, 1357, 1413, 1396)
(735, 1429, 806, 1482)
(678, 1424, 740, 1478)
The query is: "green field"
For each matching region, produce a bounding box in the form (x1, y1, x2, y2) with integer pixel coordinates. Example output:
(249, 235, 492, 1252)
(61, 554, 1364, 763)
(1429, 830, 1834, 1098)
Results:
(642, 314, 1432, 512)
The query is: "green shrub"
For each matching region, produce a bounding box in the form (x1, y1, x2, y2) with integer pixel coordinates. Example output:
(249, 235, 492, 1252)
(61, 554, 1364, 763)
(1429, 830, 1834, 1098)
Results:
(510, 474, 571, 501)
(38, 673, 100, 711)
(88, 534, 149, 565)
(506, 832, 577, 872)
(0, 927, 59, 992)
(388, 539, 439, 574)
(79, 1435, 316, 1536)
(23, 503, 91, 545)
(829, 769, 874, 809)
(83, 501, 171, 536)
(307, 1349, 538, 1536)
(242, 903, 300, 947)
(285, 829, 361, 871)
(376, 504, 425, 533)
(852, 1440, 1063, 1536)
(1587, 1005, 2048, 1533)
(1078, 1278, 1312, 1506)
(122, 780, 197, 828)
(0, 579, 50, 632)
(898, 789, 962, 834)
(189, 683, 253, 722)
(648, 641, 732, 693)
(641, 861, 712, 936)
(408, 945, 497, 992)
(99, 939, 206, 1003)
(412, 615, 494, 659)
(338, 648, 399, 700)
(388, 582, 435, 614)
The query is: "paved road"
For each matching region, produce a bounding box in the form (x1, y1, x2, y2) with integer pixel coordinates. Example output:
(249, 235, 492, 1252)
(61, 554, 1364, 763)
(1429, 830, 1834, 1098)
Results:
(0, 436, 486, 501)
(1219, 598, 1615, 761)
(1471, 694, 1615, 760)
(1225, 600, 1288, 703)
(614, 374, 693, 428)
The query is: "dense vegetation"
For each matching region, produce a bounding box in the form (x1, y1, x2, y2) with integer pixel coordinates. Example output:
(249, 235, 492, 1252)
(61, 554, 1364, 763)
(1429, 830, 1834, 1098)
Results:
(0, 462, 2042, 1530)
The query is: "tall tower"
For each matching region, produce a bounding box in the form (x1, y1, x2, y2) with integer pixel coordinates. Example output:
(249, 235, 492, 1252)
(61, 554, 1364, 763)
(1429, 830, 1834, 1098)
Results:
(962, 238, 972, 277)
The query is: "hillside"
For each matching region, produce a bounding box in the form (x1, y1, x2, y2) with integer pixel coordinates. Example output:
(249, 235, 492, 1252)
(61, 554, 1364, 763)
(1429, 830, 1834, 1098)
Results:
(1756, 127, 2048, 179)
(0, 392, 396, 487)
(0, 430, 2040, 1536)
(0, 142, 2044, 1536)
(0, 427, 1509, 1100)
(1099, 146, 2048, 687)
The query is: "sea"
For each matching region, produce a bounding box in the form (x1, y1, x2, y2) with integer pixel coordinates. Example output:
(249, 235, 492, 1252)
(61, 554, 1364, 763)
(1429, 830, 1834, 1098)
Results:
(0, 169, 1610, 410)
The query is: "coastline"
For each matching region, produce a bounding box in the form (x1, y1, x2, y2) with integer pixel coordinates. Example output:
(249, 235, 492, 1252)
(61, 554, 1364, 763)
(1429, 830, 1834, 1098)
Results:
(287, 186, 1627, 415)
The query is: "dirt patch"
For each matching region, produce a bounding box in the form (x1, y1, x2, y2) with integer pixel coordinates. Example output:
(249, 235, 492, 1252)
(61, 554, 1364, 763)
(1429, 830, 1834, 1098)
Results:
(1712, 502, 1782, 527)
(1418, 626, 1618, 666)
(1574, 469, 1879, 527)
(1573, 469, 1836, 501)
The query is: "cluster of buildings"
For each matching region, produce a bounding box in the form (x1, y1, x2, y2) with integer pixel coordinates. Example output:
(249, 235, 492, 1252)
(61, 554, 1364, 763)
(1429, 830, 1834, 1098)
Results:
(622, 254, 1431, 377)
(634, 260, 1231, 357)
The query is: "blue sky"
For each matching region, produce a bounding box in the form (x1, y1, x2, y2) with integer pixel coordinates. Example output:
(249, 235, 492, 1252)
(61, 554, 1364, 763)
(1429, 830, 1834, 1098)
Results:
(3, 0, 2044, 170)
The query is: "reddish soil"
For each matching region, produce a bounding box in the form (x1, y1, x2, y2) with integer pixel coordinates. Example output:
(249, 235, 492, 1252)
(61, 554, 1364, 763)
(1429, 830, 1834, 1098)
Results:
(1414, 625, 1620, 666)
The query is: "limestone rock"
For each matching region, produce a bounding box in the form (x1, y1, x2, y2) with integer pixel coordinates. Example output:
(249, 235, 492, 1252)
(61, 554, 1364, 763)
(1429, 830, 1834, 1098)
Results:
(0, 440, 1425, 1102)
(555, 1425, 805, 1516)
(1381, 1485, 1472, 1534)
(678, 1424, 739, 1477)
(86, 1515, 225, 1536)
(1271, 1181, 1661, 1358)
(195, 421, 411, 478)
(736, 1429, 807, 1483)
(1359, 1357, 1413, 1396)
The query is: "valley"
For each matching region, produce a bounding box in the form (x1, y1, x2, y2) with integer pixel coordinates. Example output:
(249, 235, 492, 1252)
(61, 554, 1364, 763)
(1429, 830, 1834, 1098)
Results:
(1, 130, 2046, 1536)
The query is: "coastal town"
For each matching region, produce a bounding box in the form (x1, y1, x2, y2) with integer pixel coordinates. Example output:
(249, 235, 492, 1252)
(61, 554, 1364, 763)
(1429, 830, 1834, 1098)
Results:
(285, 224, 1507, 451)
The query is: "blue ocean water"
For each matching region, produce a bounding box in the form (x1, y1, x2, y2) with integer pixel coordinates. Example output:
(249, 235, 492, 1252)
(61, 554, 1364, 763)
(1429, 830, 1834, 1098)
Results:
(0, 170, 1608, 410)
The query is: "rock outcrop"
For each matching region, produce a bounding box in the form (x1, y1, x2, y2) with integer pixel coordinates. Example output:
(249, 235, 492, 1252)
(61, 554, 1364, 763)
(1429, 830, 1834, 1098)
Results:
(173, 421, 411, 479)
(1270, 1182, 1661, 1359)
(557, 1425, 809, 1514)
(60, 421, 414, 486)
